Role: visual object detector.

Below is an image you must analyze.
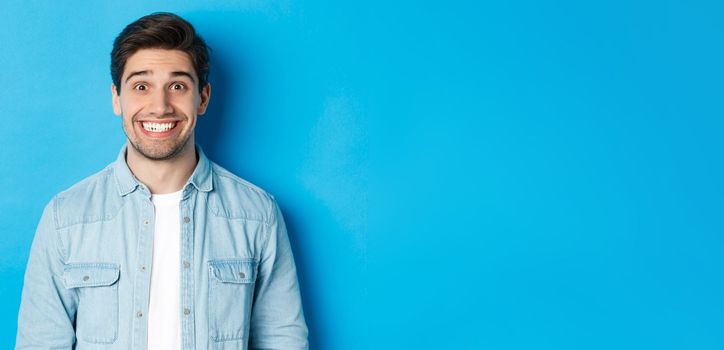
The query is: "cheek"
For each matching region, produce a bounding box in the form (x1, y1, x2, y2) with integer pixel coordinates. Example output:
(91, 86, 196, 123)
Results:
(172, 96, 198, 116)
(121, 96, 141, 111)
(119, 99, 139, 123)
(121, 115, 135, 130)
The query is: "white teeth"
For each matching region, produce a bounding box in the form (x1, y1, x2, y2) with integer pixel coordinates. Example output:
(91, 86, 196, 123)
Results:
(142, 122, 176, 132)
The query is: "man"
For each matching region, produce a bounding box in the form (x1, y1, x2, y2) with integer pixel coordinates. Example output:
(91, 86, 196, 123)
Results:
(16, 13, 308, 350)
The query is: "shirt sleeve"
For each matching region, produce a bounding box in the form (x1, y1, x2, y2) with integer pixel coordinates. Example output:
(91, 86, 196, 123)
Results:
(16, 199, 77, 349)
(249, 199, 309, 350)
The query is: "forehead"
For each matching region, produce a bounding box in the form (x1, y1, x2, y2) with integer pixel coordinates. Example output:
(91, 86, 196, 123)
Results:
(123, 49, 196, 79)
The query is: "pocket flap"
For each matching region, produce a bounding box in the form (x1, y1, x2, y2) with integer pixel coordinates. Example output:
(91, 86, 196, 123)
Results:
(209, 259, 257, 284)
(64, 263, 120, 288)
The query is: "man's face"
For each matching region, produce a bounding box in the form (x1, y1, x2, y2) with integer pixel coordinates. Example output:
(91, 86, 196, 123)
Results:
(112, 49, 210, 161)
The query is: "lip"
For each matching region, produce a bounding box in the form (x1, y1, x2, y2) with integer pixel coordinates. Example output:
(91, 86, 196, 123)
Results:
(136, 120, 182, 138)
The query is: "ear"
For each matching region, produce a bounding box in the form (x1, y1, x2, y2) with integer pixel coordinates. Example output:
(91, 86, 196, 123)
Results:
(111, 84, 122, 116)
(197, 83, 211, 115)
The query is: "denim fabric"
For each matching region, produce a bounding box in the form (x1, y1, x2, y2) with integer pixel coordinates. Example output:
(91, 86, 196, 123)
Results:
(16, 145, 308, 350)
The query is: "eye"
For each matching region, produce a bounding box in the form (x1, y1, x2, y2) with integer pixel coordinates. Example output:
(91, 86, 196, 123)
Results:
(170, 83, 186, 91)
(133, 83, 148, 91)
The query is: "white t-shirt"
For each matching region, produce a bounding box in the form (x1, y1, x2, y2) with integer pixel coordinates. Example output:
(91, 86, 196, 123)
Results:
(147, 190, 183, 349)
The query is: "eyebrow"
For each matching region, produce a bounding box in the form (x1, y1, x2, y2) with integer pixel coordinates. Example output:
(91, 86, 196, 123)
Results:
(124, 70, 197, 84)
(170, 71, 196, 83)
(124, 70, 150, 84)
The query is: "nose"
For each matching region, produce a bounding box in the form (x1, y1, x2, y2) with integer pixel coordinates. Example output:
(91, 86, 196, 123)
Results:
(148, 89, 173, 116)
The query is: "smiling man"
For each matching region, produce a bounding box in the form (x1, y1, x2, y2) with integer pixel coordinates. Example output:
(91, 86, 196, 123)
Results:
(16, 13, 308, 350)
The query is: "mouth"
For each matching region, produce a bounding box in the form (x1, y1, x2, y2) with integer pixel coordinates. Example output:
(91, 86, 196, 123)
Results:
(137, 120, 181, 138)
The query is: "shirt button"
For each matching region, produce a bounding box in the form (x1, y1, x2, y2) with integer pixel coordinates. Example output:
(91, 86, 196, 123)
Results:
(238, 272, 246, 279)
(143, 219, 149, 225)
(184, 308, 191, 315)
(82, 275, 90, 281)
(183, 216, 190, 223)
(183, 261, 190, 268)
(139, 265, 146, 272)
(137, 311, 143, 318)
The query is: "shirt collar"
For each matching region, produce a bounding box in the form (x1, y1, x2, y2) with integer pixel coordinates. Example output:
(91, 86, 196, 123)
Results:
(187, 145, 213, 193)
(113, 144, 213, 196)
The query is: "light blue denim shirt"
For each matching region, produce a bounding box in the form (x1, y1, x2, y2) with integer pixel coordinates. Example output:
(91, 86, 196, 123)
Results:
(16, 145, 308, 350)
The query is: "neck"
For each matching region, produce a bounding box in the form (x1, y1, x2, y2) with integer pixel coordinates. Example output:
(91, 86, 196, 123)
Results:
(125, 141, 198, 195)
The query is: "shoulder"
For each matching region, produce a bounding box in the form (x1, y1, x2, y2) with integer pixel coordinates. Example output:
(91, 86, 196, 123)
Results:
(50, 164, 123, 229)
(209, 162, 278, 225)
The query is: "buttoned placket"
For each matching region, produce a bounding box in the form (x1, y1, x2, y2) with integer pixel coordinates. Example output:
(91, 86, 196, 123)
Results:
(133, 186, 155, 349)
(180, 187, 197, 349)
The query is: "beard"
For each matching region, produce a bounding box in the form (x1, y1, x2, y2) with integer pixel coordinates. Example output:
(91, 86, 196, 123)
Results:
(128, 134, 191, 161)
(123, 118, 193, 161)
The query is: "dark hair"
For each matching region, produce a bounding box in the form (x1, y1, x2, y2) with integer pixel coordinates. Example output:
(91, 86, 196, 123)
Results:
(111, 12, 210, 93)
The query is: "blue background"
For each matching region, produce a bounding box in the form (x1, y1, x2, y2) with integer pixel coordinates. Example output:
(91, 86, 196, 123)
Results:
(1, 1, 723, 349)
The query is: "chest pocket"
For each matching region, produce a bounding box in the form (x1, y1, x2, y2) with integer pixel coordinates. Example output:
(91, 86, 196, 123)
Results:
(208, 259, 258, 342)
(64, 263, 120, 344)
